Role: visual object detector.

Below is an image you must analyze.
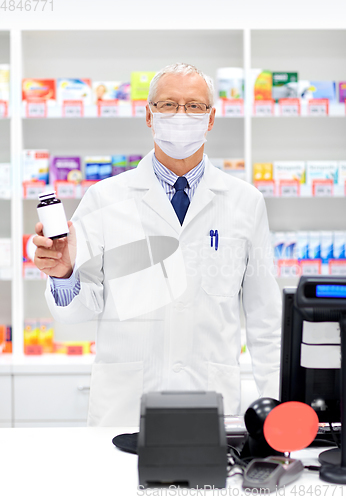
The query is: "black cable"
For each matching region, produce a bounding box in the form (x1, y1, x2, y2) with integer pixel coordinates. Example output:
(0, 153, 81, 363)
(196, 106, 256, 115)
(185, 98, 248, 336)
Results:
(329, 421, 341, 448)
(304, 465, 320, 471)
(228, 470, 245, 479)
(227, 444, 250, 468)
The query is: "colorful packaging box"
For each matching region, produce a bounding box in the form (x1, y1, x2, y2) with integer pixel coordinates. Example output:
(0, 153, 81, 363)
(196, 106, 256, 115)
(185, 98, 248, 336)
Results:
(57, 79, 92, 105)
(334, 231, 346, 259)
(284, 232, 298, 259)
(339, 82, 346, 103)
(84, 156, 112, 180)
(320, 231, 334, 264)
(112, 155, 127, 176)
(273, 161, 306, 183)
(127, 155, 142, 170)
(54, 341, 92, 355)
(0, 64, 10, 102)
(50, 156, 82, 184)
(273, 232, 286, 260)
(252, 70, 272, 101)
(253, 163, 273, 181)
(38, 318, 54, 354)
(93, 81, 131, 103)
(338, 161, 346, 186)
(0, 325, 5, 350)
(93, 81, 121, 103)
(223, 159, 245, 171)
(0, 325, 12, 354)
(272, 72, 299, 102)
(24, 318, 39, 346)
(116, 82, 131, 102)
(22, 79, 56, 104)
(23, 234, 36, 263)
(130, 72, 156, 101)
(309, 231, 321, 259)
(216, 67, 244, 100)
(22, 150, 50, 184)
(306, 161, 339, 185)
(296, 231, 309, 260)
(300, 81, 337, 101)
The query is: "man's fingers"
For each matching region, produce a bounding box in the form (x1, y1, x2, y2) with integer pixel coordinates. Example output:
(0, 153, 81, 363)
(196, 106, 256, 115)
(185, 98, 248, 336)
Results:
(35, 257, 60, 270)
(35, 248, 62, 260)
(33, 234, 53, 249)
(35, 222, 44, 236)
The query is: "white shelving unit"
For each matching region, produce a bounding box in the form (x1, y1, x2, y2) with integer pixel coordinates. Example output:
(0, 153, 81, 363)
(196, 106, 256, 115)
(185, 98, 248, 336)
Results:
(0, 31, 11, 332)
(3, 26, 346, 352)
(1, 27, 346, 425)
(250, 29, 346, 291)
(17, 28, 248, 357)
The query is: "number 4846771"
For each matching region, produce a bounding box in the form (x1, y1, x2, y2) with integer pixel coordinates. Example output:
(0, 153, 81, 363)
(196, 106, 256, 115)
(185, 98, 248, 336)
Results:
(0, 0, 53, 11)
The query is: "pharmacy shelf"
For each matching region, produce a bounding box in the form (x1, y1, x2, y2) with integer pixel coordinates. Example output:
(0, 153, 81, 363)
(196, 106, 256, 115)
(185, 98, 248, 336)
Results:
(20, 181, 346, 200)
(21, 100, 244, 119)
(252, 102, 345, 118)
(20, 101, 346, 119)
(2, 27, 346, 359)
(21, 114, 245, 167)
(259, 184, 345, 198)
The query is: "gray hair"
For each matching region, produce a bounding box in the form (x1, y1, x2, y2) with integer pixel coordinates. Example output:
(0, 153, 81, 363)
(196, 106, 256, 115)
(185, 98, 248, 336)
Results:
(148, 63, 214, 106)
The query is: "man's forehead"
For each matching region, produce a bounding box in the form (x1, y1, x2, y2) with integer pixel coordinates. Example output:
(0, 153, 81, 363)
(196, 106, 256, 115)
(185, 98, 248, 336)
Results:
(156, 72, 209, 100)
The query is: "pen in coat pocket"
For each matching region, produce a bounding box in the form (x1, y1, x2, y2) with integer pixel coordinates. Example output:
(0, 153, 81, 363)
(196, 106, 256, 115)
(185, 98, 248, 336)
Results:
(210, 230, 219, 251)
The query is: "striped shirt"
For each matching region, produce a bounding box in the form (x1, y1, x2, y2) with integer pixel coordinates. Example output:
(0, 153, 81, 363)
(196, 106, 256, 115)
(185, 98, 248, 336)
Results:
(50, 270, 81, 307)
(51, 153, 205, 306)
(152, 153, 205, 201)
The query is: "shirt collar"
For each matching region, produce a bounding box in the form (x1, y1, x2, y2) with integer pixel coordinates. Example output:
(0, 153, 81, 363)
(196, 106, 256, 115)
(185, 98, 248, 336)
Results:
(152, 153, 205, 188)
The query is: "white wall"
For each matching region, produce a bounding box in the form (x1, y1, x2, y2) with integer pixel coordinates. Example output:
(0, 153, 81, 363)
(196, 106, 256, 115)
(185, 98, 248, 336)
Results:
(0, 0, 346, 30)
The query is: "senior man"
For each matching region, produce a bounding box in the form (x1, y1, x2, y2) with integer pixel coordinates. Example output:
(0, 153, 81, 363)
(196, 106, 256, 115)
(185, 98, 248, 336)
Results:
(34, 63, 282, 426)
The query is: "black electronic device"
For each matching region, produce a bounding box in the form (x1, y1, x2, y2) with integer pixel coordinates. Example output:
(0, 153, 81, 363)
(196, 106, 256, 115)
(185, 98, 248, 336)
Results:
(242, 456, 304, 493)
(241, 397, 283, 459)
(112, 433, 138, 454)
(280, 286, 340, 425)
(137, 391, 228, 489)
(282, 276, 346, 485)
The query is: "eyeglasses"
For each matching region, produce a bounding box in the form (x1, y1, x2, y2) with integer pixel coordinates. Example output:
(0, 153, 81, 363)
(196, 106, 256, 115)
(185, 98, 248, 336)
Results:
(150, 100, 211, 114)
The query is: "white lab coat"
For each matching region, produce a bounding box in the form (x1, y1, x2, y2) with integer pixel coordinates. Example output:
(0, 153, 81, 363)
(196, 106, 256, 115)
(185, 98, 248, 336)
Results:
(45, 150, 282, 426)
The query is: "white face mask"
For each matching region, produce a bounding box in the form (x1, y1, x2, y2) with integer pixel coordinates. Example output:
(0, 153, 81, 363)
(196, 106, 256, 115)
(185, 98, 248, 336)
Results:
(151, 112, 210, 160)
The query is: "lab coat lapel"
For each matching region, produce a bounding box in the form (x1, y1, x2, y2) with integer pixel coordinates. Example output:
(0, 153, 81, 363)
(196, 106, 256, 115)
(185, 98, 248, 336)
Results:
(127, 150, 181, 234)
(182, 157, 228, 230)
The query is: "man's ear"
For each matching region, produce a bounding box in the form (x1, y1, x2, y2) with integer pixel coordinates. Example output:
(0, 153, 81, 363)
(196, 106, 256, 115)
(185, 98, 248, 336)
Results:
(146, 104, 152, 128)
(207, 107, 216, 132)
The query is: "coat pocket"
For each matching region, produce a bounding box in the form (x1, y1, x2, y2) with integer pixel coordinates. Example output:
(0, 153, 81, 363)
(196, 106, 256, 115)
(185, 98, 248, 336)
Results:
(87, 360, 143, 427)
(201, 237, 247, 297)
(207, 361, 241, 416)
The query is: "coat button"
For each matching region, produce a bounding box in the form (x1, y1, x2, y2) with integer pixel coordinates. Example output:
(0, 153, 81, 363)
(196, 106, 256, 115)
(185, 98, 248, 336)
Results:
(176, 302, 185, 311)
(173, 362, 183, 373)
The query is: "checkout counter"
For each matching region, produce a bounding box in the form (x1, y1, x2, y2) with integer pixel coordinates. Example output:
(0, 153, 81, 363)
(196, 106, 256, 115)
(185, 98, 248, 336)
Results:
(0, 426, 337, 500)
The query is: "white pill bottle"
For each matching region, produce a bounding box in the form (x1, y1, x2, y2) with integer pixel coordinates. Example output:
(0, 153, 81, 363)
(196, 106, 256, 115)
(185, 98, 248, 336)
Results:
(37, 191, 69, 239)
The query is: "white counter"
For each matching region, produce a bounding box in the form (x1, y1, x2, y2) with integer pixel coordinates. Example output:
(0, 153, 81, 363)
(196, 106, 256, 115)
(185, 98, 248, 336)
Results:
(0, 353, 257, 426)
(0, 426, 341, 500)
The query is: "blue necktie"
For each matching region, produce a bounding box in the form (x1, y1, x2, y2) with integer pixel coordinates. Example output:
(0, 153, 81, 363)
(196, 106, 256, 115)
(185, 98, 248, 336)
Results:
(171, 176, 190, 225)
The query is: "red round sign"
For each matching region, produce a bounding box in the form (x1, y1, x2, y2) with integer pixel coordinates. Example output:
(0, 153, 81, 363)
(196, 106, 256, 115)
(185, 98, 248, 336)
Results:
(263, 401, 319, 453)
